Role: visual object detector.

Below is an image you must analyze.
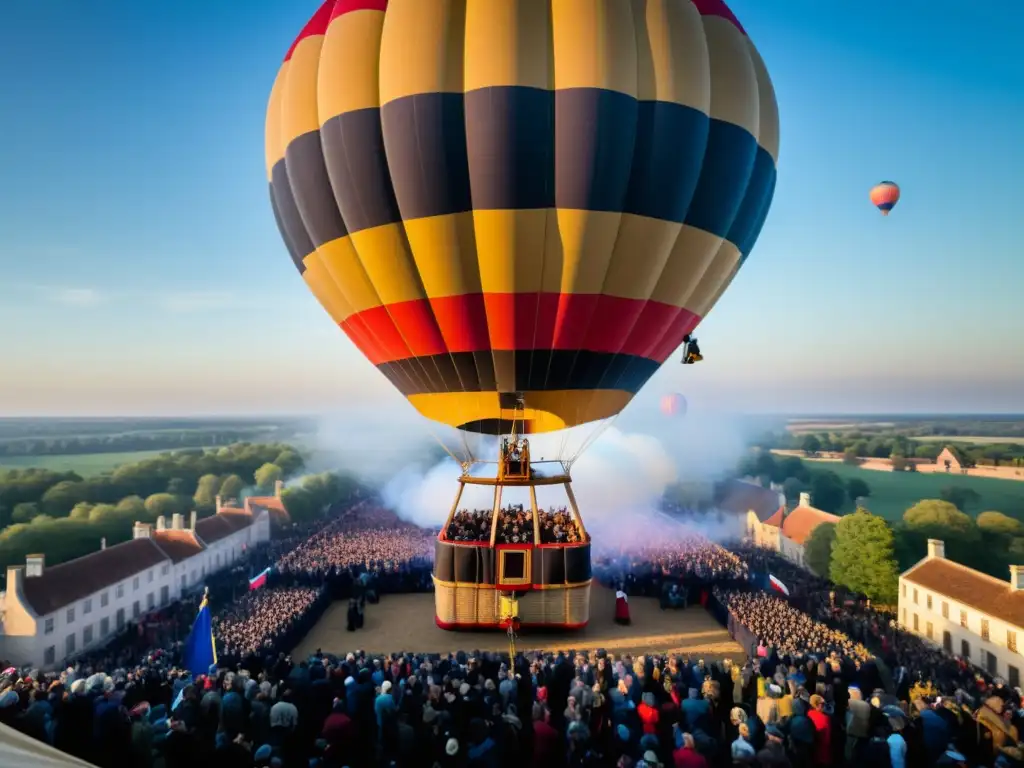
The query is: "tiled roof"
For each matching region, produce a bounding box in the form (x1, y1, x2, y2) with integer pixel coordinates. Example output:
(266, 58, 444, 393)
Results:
(20, 539, 169, 616)
(780, 505, 841, 546)
(716, 480, 783, 522)
(763, 507, 784, 527)
(151, 530, 204, 564)
(194, 511, 251, 544)
(246, 495, 290, 521)
(904, 557, 1024, 631)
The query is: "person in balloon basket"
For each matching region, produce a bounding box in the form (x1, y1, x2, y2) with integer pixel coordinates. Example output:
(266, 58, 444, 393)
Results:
(614, 587, 631, 626)
(681, 335, 703, 364)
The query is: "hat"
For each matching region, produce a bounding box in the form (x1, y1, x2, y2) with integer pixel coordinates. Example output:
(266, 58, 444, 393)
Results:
(643, 751, 662, 766)
(0, 691, 19, 709)
(381, 681, 392, 693)
(445, 738, 459, 756)
(459, 682, 470, 696)
(254, 744, 273, 761)
(766, 725, 785, 740)
(344, 676, 354, 686)
(616, 724, 630, 742)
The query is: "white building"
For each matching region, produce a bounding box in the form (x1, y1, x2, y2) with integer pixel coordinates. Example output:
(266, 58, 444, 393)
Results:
(714, 479, 786, 540)
(0, 494, 275, 670)
(898, 538, 1024, 687)
(745, 491, 840, 570)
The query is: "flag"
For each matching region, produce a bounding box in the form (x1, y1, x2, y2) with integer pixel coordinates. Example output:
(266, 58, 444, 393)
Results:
(769, 574, 790, 596)
(182, 593, 217, 676)
(249, 567, 271, 591)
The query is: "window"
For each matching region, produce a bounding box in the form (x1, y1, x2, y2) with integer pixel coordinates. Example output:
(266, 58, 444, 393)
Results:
(982, 619, 990, 641)
(191, 570, 197, 584)
(926, 622, 933, 640)
(116, 608, 125, 630)
(1009, 631, 1018, 653)
(83, 625, 93, 645)
(133, 601, 141, 619)
(147, 593, 155, 610)
(44, 618, 54, 635)
(148, 569, 154, 583)
(961, 610, 968, 628)
(100, 617, 110, 636)
(162, 564, 170, 576)
(913, 614, 919, 631)
(66, 607, 75, 623)
(116, 584, 124, 599)
(942, 602, 949, 619)
(83, 598, 92, 615)
(962, 639, 971, 659)
(161, 585, 170, 604)
(926, 594, 932, 610)
(913, 589, 919, 604)
(943, 631, 952, 653)
(1011, 666, 1021, 689)
(902, 584, 906, 598)
(100, 592, 109, 608)
(66, 633, 76, 656)
(902, 609, 907, 625)
(44, 647, 55, 665)
(133, 576, 140, 591)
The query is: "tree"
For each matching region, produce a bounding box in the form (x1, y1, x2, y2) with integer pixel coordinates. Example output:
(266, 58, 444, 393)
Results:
(977, 510, 1024, 537)
(254, 463, 283, 493)
(939, 486, 982, 513)
(782, 477, 806, 503)
(846, 478, 871, 504)
(194, 474, 221, 510)
(804, 522, 837, 578)
(830, 511, 899, 604)
(167, 477, 191, 496)
(11, 502, 42, 524)
(810, 470, 847, 513)
(219, 474, 245, 500)
(903, 499, 978, 539)
(842, 450, 860, 466)
(144, 493, 183, 519)
(273, 449, 304, 476)
(801, 435, 822, 456)
(39, 480, 87, 516)
(68, 502, 93, 520)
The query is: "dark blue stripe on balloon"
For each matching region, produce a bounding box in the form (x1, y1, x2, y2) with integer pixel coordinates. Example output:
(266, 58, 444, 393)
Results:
(729, 145, 777, 258)
(683, 118, 759, 239)
(877, 202, 895, 211)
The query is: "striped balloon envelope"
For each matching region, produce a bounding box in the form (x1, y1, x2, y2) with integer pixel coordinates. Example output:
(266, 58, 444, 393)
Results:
(870, 181, 900, 216)
(660, 393, 687, 417)
(266, 0, 779, 437)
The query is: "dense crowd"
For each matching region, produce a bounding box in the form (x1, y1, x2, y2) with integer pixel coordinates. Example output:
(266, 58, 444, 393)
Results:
(445, 505, 585, 545)
(3, 502, 1024, 767)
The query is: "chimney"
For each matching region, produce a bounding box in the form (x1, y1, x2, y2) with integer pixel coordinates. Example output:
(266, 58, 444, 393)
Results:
(25, 554, 45, 578)
(190, 511, 197, 531)
(132, 522, 151, 539)
(6, 566, 23, 595)
(156, 516, 166, 531)
(274, 479, 284, 499)
(215, 495, 222, 513)
(799, 492, 812, 509)
(101, 537, 107, 550)
(927, 539, 945, 559)
(171, 513, 184, 531)
(1011, 566, 1024, 591)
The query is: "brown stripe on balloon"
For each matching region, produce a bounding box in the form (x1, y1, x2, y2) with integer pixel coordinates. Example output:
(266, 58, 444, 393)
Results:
(284, 130, 349, 249)
(270, 159, 315, 268)
(268, 185, 307, 274)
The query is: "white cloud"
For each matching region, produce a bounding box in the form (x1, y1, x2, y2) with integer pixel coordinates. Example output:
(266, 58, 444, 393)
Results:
(157, 291, 240, 312)
(49, 287, 103, 307)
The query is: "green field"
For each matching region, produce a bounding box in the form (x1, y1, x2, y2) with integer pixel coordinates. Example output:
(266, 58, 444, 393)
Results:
(806, 461, 1024, 521)
(0, 448, 205, 474)
(908, 435, 1024, 444)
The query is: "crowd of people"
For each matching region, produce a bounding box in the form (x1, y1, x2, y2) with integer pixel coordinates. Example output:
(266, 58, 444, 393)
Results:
(444, 506, 585, 545)
(2, 500, 1024, 767)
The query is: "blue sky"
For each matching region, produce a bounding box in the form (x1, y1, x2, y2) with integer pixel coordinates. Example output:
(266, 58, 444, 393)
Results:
(1, 0, 1022, 417)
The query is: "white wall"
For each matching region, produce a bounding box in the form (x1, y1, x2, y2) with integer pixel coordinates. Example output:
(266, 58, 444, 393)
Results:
(898, 574, 1024, 687)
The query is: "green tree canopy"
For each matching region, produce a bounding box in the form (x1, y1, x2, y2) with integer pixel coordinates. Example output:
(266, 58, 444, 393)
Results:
(11, 502, 42, 524)
(193, 474, 221, 510)
(801, 435, 822, 455)
(903, 499, 979, 540)
(254, 463, 283, 493)
(830, 511, 899, 604)
(144, 493, 184, 519)
(782, 477, 806, 503)
(846, 477, 871, 504)
(804, 521, 837, 578)
(810, 470, 846, 513)
(977, 510, 1024, 537)
(219, 474, 245, 500)
(939, 486, 982, 513)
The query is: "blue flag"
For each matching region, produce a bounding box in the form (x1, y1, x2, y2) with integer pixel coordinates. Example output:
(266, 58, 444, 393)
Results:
(182, 594, 217, 676)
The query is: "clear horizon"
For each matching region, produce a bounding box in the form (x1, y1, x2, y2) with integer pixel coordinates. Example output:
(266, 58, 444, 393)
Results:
(2, 0, 1022, 416)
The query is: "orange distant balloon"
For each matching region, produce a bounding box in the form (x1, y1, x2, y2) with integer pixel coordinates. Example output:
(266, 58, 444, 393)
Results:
(869, 181, 900, 216)
(660, 393, 687, 417)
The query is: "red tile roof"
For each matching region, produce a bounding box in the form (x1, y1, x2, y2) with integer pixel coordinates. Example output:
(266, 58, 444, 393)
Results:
(151, 530, 204, 564)
(779, 505, 841, 546)
(246, 495, 290, 521)
(19, 539, 169, 616)
(716, 480, 784, 522)
(763, 507, 784, 527)
(904, 557, 1024, 630)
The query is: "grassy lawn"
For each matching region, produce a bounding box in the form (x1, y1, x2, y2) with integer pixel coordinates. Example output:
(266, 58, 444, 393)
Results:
(0, 448, 205, 474)
(804, 461, 1024, 522)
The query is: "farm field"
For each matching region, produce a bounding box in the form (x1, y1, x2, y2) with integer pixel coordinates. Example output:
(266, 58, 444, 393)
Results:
(803, 460, 1024, 522)
(0, 448, 205, 474)
(908, 435, 1024, 444)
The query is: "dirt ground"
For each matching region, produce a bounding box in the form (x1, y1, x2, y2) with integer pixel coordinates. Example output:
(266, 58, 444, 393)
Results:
(292, 585, 744, 660)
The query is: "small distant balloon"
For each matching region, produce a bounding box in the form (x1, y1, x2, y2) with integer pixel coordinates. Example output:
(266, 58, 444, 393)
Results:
(869, 181, 900, 216)
(660, 393, 687, 417)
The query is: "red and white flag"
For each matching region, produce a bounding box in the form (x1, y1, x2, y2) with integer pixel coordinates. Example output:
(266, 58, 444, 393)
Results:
(769, 574, 790, 596)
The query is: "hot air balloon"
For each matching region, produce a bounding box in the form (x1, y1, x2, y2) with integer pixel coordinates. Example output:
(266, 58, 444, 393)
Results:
(870, 181, 900, 216)
(266, 0, 779, 630)
(661, 393, 688, 417)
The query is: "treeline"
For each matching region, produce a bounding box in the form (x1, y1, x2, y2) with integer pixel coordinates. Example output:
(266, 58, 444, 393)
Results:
(804, 502, 1024, 605)
(759, 430, 1024, 467)
(737, 451, 872, 515)
(0, 442, 362, 575)
(0, 429, 285, 457)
